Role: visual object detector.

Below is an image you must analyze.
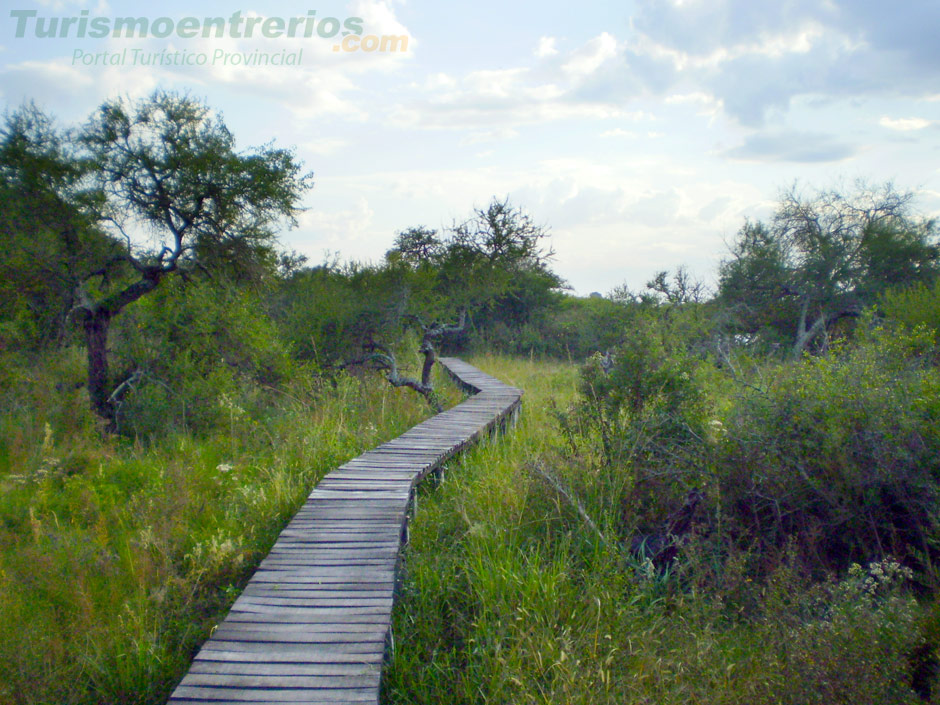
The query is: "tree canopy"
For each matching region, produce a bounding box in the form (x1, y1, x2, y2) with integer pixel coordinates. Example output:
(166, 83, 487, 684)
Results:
(718, 181, 939, 355)
(0, 92, 313, 425)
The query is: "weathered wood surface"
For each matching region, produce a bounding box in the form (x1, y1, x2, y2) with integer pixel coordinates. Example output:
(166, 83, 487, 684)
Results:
(168, 358, 521, 705)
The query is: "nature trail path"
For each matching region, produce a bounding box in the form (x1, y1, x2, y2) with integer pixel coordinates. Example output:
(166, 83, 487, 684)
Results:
(168, 357, 523, 705)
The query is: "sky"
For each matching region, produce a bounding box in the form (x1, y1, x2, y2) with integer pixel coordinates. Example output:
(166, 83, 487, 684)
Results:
(2, 0, 939, 295)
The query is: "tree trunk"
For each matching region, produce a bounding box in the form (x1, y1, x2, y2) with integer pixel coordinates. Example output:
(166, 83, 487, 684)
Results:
(74, 266, 165, 430)
(83, 309, 114, 427)
(793, 312, 827, 358)
(420, 343, 436, 387)
(793, 304, 860, 358)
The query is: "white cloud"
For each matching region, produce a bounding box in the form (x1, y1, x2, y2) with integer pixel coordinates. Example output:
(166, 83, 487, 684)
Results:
(298, 195, 376, 252)
(1, 1, 417, 128)
(421, 72, 457, 90)
(665, 91, 722, 117)
(601, 128, 639, 138)
(723, 130, 858, 163)
(631, 22, 834, 74)
(562, 32, 617, 77)
(35, 0, 109, 10)
(460, 127, 519, 145)
(0, 56, 157, 120)
(624, 0, 940, 125)
(299, 138, 349, 156)
(381, 33, 639, 132)
(461, 68, 527, 98)
(879, 116, 933, 131)
(535, 36, 558, 58)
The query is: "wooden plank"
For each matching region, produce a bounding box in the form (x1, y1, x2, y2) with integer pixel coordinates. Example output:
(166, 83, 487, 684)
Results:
(232, 591, 393, 603)
(207, 629, 387, 644)
(188, 661, 381, 676)
(269, 532, 401, 542)
(225, 609, 390, 623)
(260, 550, 398, 560)
(197, 641, 385, 656)
(257, 559, 395, 568)
(229, 599, 394, 612)
(212, 622, 388, 635)
(171, 685, 379, 702)
(179, 673, 379, 688)
(192, 647, 386, 663)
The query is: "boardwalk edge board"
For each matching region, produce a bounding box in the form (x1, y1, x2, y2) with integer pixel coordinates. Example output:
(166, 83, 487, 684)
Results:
(167, 358, 522, 705)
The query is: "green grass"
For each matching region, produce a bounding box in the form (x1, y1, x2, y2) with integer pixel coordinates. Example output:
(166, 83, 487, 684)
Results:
(1, 349, 933, 704)
(0, 347, 459, 705)
(384, 354, 930, 705)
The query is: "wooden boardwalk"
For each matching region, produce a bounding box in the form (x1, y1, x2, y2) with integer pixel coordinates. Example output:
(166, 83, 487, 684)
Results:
(168, 358, 522, 705)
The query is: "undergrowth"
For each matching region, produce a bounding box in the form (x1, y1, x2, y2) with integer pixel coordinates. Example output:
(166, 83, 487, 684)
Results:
(0, 347, 457, 705)
(384, 353, 938, 704)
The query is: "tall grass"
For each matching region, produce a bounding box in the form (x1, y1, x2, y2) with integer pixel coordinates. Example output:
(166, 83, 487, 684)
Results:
(0, 347, 455, 705)
(2, 348, 932, 704)
(384, 354, 931, 705)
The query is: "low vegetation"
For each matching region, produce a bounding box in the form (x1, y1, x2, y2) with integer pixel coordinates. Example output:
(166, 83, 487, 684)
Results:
(386, 344, 940, 704)
(0, 344, 460, 704)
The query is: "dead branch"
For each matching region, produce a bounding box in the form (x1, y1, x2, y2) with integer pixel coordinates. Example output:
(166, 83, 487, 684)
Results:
(340, 311, 467, 413)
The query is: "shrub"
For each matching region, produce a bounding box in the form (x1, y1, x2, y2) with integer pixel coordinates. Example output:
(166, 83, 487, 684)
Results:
(881, 278, 940, 345)
(718, 319, 940, 574)
(573, 320, 707, 468)
(109, 278, 294, 436)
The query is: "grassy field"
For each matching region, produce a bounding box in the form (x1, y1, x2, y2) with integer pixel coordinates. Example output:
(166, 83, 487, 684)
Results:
(0, 347, 461, 705)
(0, 350, 934, 704)
(384, 354, 930, 705)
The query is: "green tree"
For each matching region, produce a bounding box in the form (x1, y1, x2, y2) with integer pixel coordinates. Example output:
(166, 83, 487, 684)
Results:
(0, 103, 117, 350)
(385, 226, 444, 268)
(380, 198, 565, 350)
(273, 260, 413, 365)
(719, 182, 939, 356)
(437, 198, 565, 331)
(3, 92, 312, 427)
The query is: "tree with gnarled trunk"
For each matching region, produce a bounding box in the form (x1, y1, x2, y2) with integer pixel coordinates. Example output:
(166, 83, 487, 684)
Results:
(719, 181, 939, 356)
(342, 312, 467, 411)
(3, 92, 313, 428)
(0, 103, 119, 351)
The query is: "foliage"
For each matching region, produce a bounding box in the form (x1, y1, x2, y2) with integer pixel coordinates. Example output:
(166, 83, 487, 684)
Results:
(385, 198, 566, 339)
(6, 123, 940, 705)
(0, 103, 116, 351)
(272, 260, 413, 366)
(881, 278, 940, 344)
(0, 349, 441, 705)
(109, 277, 295, 436)
(574, 319, 707, 471)
(81, 91, 310, 284)
(385, 356, 931, 705)
(475, 293, 633, 359)
(717, 319, 940, 573)
(272, 198, 568, 372)
(718, 181, 939, 356)
(0, 92, 312, 426)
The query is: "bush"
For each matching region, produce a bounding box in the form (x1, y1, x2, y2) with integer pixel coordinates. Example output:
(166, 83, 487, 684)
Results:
(549, 321, 713, 544)
(881, 279, 940, 345)
(717, 319, 940, 574)
(272, 263, 411, 365)
(110, 278, 295, 437)
(527, 295, 634, 359)
(574, 320, 707, 468)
